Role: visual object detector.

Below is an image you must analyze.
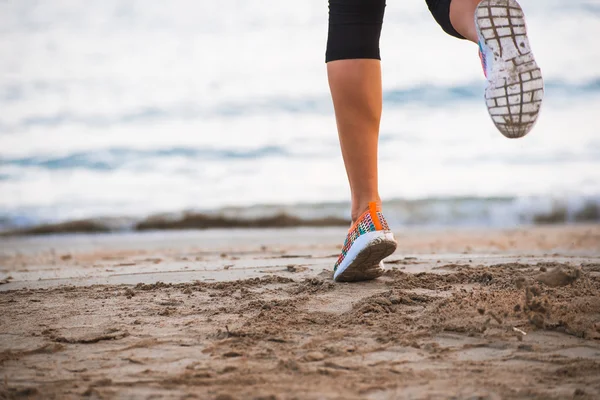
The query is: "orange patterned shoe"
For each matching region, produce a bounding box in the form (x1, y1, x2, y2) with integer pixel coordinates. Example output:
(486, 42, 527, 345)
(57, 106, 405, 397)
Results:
(333, 202, 397, 282)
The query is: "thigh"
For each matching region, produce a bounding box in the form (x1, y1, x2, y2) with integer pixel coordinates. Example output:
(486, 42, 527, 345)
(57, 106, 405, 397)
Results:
(326, 0, 387, 62)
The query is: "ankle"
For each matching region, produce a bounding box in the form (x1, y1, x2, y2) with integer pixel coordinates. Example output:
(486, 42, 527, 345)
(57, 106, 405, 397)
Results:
(351, 197, 381, 223)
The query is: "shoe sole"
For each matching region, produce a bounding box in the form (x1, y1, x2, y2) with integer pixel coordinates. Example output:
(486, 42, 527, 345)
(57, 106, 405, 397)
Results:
(476, 0, 544, 138)
(334, 231, 397, 283)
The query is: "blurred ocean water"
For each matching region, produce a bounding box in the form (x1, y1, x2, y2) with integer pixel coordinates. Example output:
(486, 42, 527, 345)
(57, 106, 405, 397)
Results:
(0, 0, 599, 229)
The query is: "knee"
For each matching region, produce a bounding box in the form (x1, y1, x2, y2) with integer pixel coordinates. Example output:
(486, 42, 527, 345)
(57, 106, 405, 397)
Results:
(326, 0, 386, 63)
(425, 0, 466, 39)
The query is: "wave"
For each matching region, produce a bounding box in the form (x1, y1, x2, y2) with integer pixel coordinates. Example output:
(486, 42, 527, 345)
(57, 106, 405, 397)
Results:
(1, 196, 598, 236)
(0, 146, 290, 172)
(1, 78, 598, 133)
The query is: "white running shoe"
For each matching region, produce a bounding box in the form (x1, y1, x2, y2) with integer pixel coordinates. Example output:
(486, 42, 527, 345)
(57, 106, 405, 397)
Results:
(476, 0, 544, 138)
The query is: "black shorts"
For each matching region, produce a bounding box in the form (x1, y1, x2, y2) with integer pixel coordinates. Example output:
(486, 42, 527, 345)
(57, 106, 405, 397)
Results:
(326, 0, 466, 63)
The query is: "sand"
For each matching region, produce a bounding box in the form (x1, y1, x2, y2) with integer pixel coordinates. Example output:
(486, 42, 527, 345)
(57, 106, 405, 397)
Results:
(1, 225, 599, 399)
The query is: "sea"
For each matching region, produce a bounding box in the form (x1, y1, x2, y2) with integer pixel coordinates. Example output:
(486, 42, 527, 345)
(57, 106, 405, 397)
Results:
(1, 0, 599, 231)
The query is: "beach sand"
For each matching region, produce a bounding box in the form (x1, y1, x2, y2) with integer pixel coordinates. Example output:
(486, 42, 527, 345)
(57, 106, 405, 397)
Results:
(1, 225, 599, 399)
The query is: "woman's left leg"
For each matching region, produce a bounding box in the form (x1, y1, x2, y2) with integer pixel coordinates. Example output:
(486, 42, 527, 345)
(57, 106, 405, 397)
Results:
(326, 0, 398, 283)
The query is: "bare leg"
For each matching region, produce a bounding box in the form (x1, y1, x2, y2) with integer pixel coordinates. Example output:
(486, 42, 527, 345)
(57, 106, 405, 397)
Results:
(449, 0, 482, 43)
(327, 59, 382, 223)
(326, 1, 396, 282)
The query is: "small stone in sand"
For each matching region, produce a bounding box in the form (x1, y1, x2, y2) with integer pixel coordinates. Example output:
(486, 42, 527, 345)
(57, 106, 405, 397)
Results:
(304, 351, 325, 362)
(530, 314, 545, 328)
(215, 395, 237, 400)
(537, 267, 581, 288)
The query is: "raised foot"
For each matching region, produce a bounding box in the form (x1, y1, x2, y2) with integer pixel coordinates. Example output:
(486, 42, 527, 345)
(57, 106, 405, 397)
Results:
(476, 0, 544, 138)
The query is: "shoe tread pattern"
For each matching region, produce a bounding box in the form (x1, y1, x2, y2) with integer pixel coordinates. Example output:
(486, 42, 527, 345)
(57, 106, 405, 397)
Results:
(476, 0, 544, 138)
(334, 237, 397, 283)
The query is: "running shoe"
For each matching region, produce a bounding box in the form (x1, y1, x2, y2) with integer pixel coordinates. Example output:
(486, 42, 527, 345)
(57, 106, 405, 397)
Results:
(475, 0, 544, 138)
(333, 202, 397, 282)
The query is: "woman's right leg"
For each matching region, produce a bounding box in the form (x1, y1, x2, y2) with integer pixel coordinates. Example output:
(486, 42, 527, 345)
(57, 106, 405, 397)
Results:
(426, 0, 544, 138)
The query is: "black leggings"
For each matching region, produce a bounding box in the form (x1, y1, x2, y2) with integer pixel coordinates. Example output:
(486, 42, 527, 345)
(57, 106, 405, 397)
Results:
(326, 0, 465, 62)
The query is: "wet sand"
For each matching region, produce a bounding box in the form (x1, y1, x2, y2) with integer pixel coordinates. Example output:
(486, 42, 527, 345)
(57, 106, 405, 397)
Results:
(1, 225, 599, 399)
